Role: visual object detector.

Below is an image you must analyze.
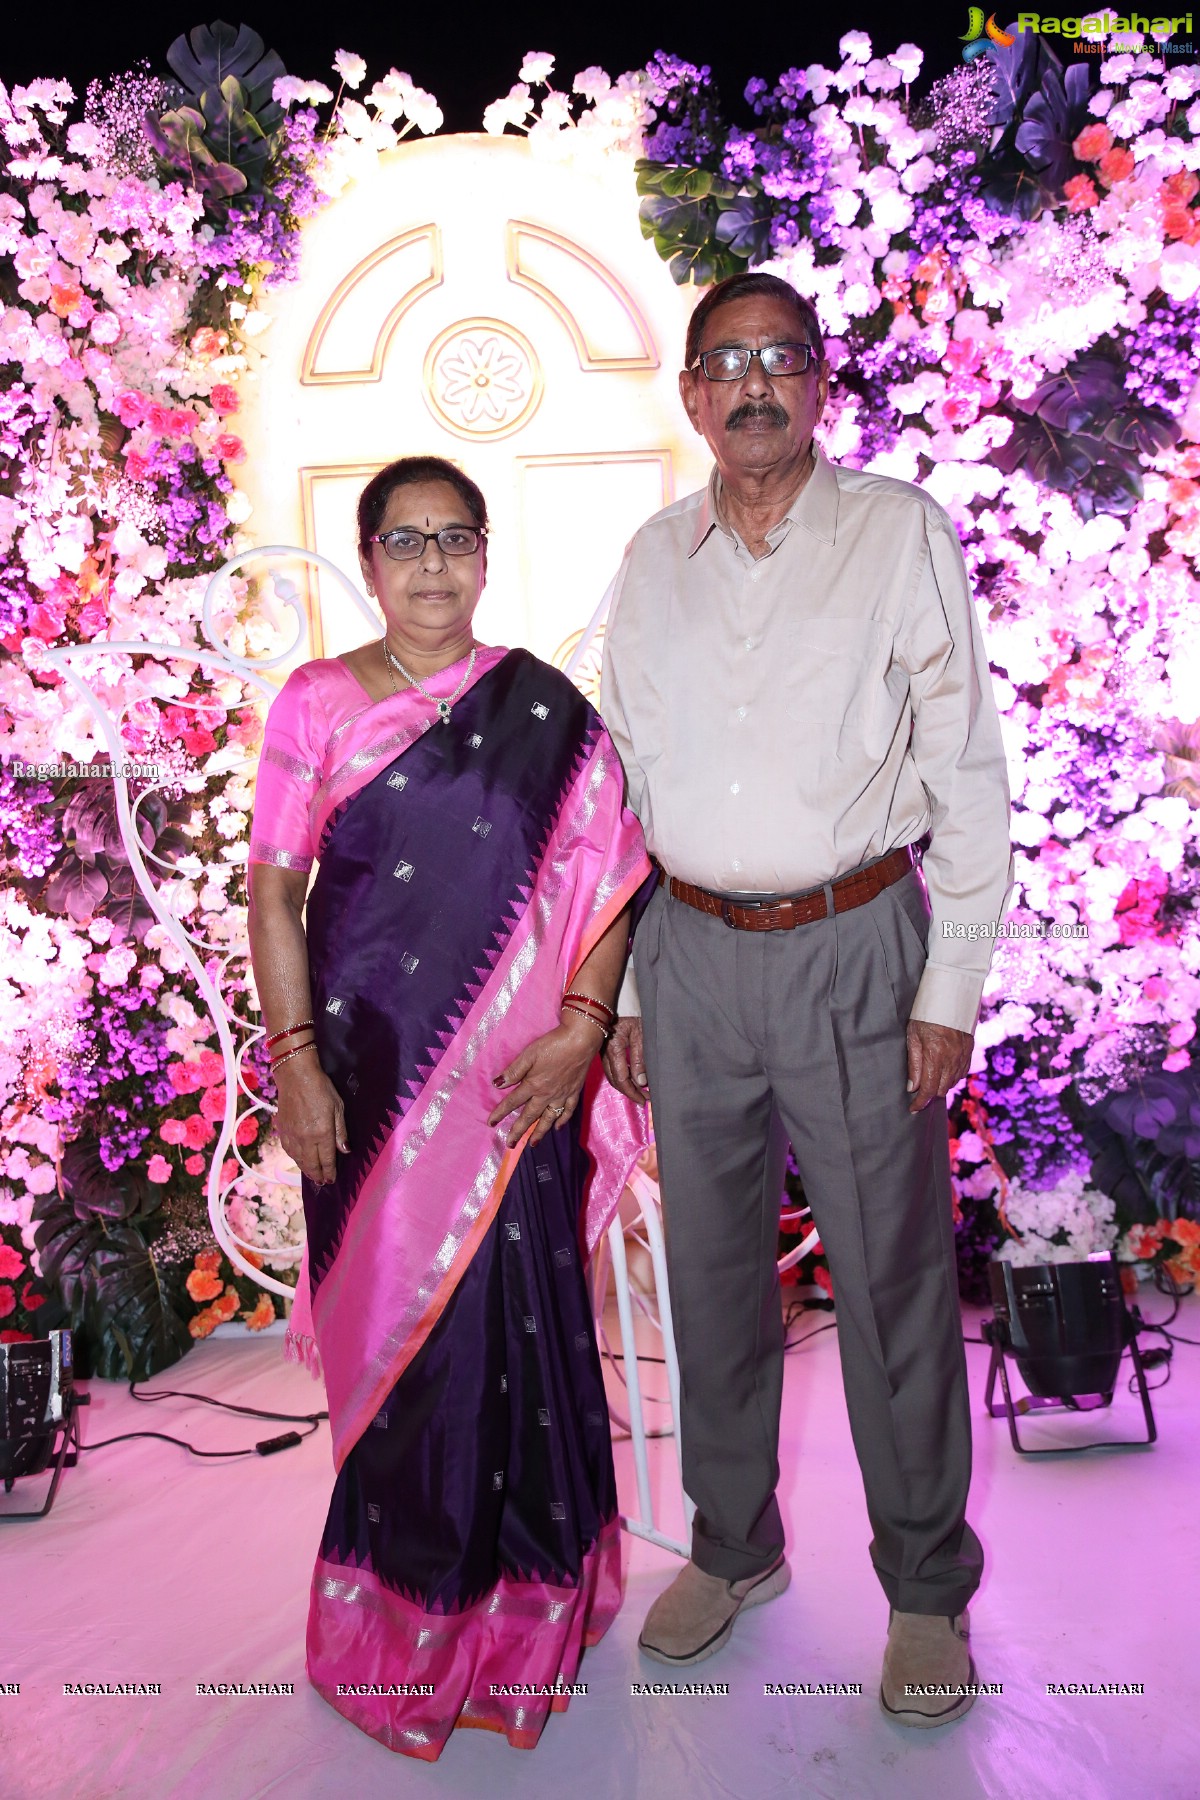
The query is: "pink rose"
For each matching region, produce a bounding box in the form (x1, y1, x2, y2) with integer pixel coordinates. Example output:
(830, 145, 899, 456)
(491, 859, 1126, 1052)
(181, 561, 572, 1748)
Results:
(0, 1285, 16, 1320)
(209, 384, 240, 416)
(0, 1244, 26, 1280)
(147, 402, 174, 437)
(168, 1060, 207, 1094)
(197, 1049, 226, 1086)
(147, 1154, 173, 1183)
(235, 1115, 259, 1146)
(90, 312, 121, 345)
(159, 1118, 190, 1145)
(168, 408, 197, 435)
(184, 1154, 206, 1175)
(214, 433, 246, 464)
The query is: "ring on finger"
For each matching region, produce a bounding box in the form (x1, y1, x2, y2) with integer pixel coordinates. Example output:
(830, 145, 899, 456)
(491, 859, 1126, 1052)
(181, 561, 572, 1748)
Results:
(545, 1103, 565, 1117)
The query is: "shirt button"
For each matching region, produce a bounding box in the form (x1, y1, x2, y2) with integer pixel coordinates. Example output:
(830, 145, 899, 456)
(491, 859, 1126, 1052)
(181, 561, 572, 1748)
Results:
(736, 705, 747, 720)
(744, 638, 754, 650)
(731, 859, 742, 872)
(730, 782, 740, 795)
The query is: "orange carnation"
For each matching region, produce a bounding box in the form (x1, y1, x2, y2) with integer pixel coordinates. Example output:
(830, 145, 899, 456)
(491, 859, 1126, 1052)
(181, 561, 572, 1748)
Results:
(242, 1293, 276, 1331)
(1098, 147, 1134, 187)
(1072, 123, 1112, 162)
(186, 1269, 223, 1303)
(211, 1286, 240, 1324)
(195, 1249, 221, 1275)
(1064, 175, 1098, 214)
(188, 1308, 219, 1340)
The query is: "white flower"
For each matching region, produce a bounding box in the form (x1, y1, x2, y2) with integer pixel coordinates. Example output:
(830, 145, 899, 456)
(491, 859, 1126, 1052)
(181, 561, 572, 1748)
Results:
(273, 77, 333, 109)
(889, 42, 924, 82)
(333, 50, 367, 89)
(573, 66, 611, 102)
(519, 52, 555, 85)
(901, 156, 937, 194)
(403, 85, 443, 134)
(839, 30, 873, 64)
(483, 85, 532, 134)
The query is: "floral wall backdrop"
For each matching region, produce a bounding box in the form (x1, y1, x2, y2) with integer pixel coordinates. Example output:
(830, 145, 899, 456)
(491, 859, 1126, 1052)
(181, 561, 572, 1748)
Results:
(1, 24, 1198, 1371)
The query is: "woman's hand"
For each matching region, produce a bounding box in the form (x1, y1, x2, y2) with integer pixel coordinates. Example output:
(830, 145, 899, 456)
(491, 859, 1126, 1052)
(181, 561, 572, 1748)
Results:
(273, 1053, 348, 1186)
(488, 1013, 603, 1149)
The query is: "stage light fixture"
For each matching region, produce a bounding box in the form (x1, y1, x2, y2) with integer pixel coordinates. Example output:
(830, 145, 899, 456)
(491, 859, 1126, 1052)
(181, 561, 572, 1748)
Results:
(0, 1329, 87, 1519)
(981, 1257, 1157, 1454)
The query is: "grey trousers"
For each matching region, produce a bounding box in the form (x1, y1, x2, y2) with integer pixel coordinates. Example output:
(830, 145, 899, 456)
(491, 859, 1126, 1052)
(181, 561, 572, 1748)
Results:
(634, 868, 983, 1617)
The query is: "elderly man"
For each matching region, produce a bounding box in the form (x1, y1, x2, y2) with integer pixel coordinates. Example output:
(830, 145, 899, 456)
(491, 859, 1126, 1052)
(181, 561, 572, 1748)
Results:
(600, 271, 1011, 1726)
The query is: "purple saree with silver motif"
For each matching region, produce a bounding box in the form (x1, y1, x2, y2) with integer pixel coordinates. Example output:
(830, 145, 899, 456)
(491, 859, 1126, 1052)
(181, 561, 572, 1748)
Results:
(250, 645, 651, 1758)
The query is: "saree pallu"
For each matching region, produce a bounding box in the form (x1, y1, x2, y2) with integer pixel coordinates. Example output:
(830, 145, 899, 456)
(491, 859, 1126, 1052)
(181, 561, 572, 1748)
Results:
(272, 648, 651, 1758)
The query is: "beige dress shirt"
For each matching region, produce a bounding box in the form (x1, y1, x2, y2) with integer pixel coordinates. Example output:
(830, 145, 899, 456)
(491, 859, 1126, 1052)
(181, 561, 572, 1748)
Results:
(600, 447, 1013, 1035)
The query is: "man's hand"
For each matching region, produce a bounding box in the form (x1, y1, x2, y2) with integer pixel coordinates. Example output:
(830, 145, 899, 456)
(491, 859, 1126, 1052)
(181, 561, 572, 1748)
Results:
(906, 1019, 973, 1114)
(602, 1016, 651, 1104)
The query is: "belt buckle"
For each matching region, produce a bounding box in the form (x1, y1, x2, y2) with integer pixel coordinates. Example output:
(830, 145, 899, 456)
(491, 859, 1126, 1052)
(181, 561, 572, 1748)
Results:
(719, 898, 740, 928)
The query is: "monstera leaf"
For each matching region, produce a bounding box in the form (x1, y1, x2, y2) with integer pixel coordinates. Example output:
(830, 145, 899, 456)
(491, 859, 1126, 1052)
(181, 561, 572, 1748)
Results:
(1014, 60, 1091, 195)
(60, 1135, 158, 1224)
(714, 189, 774, 264)
(31, 1181, 193, 1380)
(81, 1226, 194, 1381)
(147, 19, 286, 201)
(166, 19, 285, 128)
(985, 28, 1046, 133)
(636, 160, 763, 286)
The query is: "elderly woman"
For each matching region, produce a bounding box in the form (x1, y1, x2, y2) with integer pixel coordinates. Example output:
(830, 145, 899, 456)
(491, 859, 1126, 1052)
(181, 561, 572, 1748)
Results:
(247, 456, 650, 1759)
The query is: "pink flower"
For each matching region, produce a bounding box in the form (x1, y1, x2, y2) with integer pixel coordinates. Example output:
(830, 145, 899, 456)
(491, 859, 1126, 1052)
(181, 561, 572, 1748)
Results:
(147, 402, 175, 436)
(184, 1154, 206, 1176)
(169, 408, 198, 436)
(183, 1113, 215, 1150)
(114, 390, 149, 428)
(1064, 175, 1099, 213)
(945, 337, 982, 376)
(90, 312, 121, 345)
(190, 326, 225, 358)
(182, 725, 217, 756)
(168, 1060, 207, 1094)
(0, 1244, 26, 1280)
(160, 1118, 190, 1145)
(939, 386, 982, 427)
(235, 1114, 259, 1146)
(147, 1154, 173, 1183)
(200, 1085, 227, 1124)
(123, 451, 151, 482)
(0, 1286, 16, 1320)
(214, 433, 246, 464)
(197, 1049, 226, 1086)
(209, 384, 240, 416)
(1073, 123, 1113, 161)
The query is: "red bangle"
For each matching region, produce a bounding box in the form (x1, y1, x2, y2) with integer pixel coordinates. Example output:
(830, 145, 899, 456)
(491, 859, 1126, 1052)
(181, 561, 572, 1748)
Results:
(266, 1020, 314, 1050)
(562, 990, 616, 1025)
(561, 1001, 611, 1042)
(271, 1041, 318, 1072)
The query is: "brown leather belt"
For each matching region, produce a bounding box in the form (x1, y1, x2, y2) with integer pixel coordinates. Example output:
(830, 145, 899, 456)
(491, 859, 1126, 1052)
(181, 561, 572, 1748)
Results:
(662, 842, 923, 931)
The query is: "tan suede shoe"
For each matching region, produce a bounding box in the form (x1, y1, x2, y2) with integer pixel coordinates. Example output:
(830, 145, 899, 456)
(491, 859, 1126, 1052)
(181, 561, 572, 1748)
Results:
(638, 1556, 791, 1666)
(879, 1608, 976, 1727)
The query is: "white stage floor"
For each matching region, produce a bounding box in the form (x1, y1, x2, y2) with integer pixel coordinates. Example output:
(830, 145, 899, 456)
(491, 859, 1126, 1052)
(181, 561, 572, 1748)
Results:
(4, 1296, 1198, 1799)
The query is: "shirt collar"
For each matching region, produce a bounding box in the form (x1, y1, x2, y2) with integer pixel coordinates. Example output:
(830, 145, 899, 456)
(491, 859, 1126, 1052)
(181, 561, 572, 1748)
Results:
(688, 446, 840, 557)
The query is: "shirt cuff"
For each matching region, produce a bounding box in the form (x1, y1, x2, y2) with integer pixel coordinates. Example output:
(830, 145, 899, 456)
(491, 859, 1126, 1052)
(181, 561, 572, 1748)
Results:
(909, 961, 985, 1036)
(617, 959, 642, 1017)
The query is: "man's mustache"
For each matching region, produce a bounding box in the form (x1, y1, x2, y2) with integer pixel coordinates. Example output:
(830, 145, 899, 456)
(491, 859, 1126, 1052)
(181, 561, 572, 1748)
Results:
(725, 401, 789, 430)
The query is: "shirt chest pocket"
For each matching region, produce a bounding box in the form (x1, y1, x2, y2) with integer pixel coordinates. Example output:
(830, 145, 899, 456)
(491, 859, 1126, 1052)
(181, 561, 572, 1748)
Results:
(785, 616, 889, 728)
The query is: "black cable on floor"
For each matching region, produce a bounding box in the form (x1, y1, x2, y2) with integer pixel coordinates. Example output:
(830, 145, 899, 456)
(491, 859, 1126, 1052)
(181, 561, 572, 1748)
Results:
(76, 1377, 329, 1460)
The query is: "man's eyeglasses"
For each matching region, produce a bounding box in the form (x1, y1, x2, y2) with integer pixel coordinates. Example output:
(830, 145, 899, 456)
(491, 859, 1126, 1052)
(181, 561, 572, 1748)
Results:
(371, 526, 486, 561)
(689, 343, 816, 382)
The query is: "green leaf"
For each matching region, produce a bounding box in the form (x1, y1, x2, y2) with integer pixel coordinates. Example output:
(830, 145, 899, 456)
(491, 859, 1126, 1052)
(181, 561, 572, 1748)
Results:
(82, 1226, 194, 1381)
(659, 166, 714, 199)
(713, 189, 773, 263)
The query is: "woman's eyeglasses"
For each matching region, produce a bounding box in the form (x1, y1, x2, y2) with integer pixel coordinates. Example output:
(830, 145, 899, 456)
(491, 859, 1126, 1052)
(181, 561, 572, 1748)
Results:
(372, 526, 486, 561)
